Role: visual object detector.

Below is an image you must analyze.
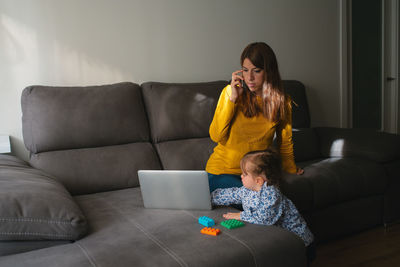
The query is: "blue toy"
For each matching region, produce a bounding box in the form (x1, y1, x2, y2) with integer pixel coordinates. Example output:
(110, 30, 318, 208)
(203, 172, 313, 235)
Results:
(198, 216, 215, 227)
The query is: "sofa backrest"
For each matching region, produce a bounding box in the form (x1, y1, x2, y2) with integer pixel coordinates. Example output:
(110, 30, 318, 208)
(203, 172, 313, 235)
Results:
(21, 80, 312, 195)
(283, 80, 310, 129)
(21, 82, 161, 195)
(141, 81, 227, 170)
(141, 80, 312, 170)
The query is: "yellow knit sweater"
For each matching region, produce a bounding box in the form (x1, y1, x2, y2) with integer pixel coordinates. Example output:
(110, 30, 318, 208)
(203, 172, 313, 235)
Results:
(205, 85, 297, 175)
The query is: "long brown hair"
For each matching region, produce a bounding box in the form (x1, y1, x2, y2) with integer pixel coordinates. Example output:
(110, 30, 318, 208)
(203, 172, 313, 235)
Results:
(238, 42, 289, 123)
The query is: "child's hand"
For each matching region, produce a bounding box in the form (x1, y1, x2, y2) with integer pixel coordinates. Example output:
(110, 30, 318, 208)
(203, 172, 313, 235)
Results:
(223, 212, 241, 220)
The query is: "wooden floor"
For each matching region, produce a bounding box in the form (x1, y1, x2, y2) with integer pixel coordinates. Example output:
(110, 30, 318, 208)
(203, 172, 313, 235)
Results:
(312, 223, 400, 267)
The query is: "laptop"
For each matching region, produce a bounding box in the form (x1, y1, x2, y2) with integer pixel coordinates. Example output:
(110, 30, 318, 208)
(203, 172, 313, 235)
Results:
(138, 170, 212, 210)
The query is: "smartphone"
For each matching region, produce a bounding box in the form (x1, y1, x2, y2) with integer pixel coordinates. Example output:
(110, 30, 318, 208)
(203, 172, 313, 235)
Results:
(240, 74, 248, 90)
(237, 71, 245, 88)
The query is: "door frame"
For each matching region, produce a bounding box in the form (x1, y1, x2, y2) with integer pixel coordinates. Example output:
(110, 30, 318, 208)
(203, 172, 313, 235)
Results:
(382, 0, 399, 133)
(340, 0, 399, 133)
(339, 0, 352, 129)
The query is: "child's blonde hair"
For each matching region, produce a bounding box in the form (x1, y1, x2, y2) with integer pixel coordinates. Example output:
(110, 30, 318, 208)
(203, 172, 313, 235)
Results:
(240, 148, 282, 187)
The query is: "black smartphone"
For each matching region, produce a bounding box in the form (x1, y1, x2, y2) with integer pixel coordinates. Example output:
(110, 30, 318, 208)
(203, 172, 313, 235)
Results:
(241, 77, 248, 90)
(237, 71, 246, 89)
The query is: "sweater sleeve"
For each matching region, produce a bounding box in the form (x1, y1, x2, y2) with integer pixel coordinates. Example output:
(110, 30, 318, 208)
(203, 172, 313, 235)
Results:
(209, 85, 237, 143)
(211, 187, 243, 206)
(279, 101, 297, 174)
(240, 186, 283, 225)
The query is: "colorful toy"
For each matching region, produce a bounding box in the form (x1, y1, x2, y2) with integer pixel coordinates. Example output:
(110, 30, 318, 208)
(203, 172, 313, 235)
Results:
(200, 227, 221, 236)
(198, 216, 215, 227)
(220, 219, 244, 229)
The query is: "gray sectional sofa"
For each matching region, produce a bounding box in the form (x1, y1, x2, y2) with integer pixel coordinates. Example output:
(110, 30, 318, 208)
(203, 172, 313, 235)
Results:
(0, 80, 399, 266)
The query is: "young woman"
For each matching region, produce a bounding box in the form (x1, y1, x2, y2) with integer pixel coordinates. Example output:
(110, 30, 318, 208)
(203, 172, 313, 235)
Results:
(206, 42, 304, 192)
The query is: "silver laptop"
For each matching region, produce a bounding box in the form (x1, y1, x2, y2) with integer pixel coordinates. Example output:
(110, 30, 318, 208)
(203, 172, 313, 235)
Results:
(138, 170, 212, 210)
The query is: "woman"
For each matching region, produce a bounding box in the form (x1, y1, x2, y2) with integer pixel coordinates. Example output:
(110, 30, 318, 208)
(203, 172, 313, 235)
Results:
(206, 42, 304, 192)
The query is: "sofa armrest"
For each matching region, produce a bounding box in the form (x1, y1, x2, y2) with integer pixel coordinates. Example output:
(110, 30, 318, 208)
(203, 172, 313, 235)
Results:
(315, 127, 400, 163)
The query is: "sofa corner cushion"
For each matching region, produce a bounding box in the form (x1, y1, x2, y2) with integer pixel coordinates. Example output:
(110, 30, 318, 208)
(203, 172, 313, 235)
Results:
(0, 165, 88, 241)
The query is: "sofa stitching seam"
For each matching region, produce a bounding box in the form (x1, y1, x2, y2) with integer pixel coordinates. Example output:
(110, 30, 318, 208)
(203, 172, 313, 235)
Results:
(220, 231, 258, 267)
(0, 218, 73, 224)
(129, 219, 188, 267)
(75, 242, 98, 267)
(99, 196, 188, 267)
(182, 210, 258, 267)
(0, 232, 73, 238)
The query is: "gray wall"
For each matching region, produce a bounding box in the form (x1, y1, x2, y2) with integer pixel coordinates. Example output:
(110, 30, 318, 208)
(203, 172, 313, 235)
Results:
(0, 0, 340, 161)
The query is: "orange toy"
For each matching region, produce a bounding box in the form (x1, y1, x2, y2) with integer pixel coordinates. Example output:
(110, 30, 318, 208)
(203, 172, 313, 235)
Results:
(200, 227, 221, 236)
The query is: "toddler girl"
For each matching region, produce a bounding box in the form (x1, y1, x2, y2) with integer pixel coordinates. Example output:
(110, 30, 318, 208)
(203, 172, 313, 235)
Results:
(211, 149, 314, 247)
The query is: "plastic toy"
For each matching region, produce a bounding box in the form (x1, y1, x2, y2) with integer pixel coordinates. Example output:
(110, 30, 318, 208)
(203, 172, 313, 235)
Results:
(198, 216, 215, 227)
(200, 227, 221, 236)
(220, 219, 244, 229)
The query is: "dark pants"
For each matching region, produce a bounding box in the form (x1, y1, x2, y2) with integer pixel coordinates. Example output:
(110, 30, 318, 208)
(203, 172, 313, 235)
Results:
(208, 173, 243, 210)
(306, 242, 316, 266)
(207, 173, 242, 192)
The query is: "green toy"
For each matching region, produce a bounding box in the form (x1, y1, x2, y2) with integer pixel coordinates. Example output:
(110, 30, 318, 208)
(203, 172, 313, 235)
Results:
(221, 219, 245, 229)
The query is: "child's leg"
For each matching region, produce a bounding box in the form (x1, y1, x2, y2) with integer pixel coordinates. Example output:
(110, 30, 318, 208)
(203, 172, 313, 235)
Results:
(306, 242, 316, 266)
(207, 173, 242, 192)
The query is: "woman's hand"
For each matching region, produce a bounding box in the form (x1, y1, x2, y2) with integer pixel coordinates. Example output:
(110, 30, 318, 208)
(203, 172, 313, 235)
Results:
(230, 70, 244, 103)
(223, 212, 241, 220)
(296, 167, 304, 175)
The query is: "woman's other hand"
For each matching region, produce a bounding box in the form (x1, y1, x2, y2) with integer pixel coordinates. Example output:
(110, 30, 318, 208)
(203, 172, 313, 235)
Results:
(296, 167, 304, 175)
(230, 70, 244, 103)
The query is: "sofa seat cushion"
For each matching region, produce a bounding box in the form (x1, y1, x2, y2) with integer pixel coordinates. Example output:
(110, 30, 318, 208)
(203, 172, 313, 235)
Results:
(282, 157, 387, 212)
(0, 155, 88, 245)
(0, 188, 307, 266)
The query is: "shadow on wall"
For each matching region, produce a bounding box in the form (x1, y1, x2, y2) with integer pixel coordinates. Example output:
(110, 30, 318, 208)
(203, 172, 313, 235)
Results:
(0, 5, 142, 161)
(0, 13, 130, 86)
(0, 0, 244, 160)
(0, 1, 241, 86)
